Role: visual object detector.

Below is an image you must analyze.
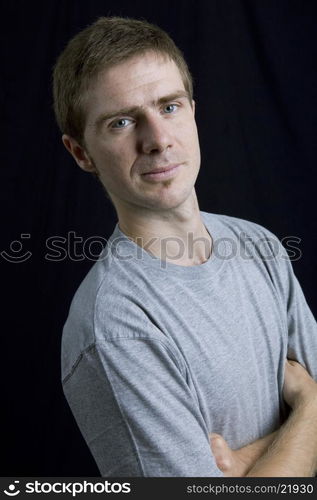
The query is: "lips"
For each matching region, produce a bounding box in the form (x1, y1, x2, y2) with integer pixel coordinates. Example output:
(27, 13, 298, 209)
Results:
(141, 164, 180, 175)
(140, 163, 182, 182)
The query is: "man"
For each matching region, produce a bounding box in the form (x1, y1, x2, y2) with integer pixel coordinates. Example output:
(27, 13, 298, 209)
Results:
(53, 17, 317, 476)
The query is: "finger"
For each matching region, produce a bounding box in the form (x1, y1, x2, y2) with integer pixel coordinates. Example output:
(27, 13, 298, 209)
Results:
(287, 359, 297, 366)
(286, 358, 303, 367)
(210, 434, 232, 471)
(209, 432, 222, 441)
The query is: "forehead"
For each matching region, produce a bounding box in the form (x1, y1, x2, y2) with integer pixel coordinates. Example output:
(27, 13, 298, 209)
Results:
(84, 52, 185, 118)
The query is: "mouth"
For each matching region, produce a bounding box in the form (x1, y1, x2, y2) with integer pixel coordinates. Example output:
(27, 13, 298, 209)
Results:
(141, 164, 182, 181)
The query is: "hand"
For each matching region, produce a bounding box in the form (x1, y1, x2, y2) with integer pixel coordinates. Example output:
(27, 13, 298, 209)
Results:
(209, 434, 254, 477)
(283, 359, 317, 409)
(210, 360, 317, 477)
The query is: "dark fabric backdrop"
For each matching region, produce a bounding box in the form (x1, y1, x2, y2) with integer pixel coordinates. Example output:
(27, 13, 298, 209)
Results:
(2, 0, 316, 475)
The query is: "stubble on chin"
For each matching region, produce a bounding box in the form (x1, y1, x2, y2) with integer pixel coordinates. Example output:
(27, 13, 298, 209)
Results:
(161, 178, 174, 189)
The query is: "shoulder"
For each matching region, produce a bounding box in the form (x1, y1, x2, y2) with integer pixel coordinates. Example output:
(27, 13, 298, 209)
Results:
(202, 211, 278, 239)
(61, 235, 174, 380)
(61, 250, 115, 378)
(201, 211, 287, 257)
(202, 212, 297, 301)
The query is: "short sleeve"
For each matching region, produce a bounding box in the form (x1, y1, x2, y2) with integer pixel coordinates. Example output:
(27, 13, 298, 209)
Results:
(62, 337, 224, 477)
(264, 231, 317, 380)
(284, 264, 317, 380)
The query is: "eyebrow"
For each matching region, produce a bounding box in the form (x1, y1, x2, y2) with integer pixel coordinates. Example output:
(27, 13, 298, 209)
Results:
(93, 90, 190, 131)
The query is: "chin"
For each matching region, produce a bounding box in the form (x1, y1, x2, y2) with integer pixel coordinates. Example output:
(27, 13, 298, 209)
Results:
(144, 184, 195, 211)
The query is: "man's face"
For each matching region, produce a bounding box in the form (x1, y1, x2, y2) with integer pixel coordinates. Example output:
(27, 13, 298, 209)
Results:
(79, 51, 201, 213)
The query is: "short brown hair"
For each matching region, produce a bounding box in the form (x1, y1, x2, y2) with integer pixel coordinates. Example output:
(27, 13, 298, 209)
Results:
(53, 16, 193, 144)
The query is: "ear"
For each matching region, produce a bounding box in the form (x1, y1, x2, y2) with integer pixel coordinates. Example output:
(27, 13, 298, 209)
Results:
(62, 134, 96, 173)
(191, 99, 196, 115)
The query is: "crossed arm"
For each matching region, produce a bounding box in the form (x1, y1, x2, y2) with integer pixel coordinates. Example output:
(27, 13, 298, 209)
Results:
(209, 360, 317, 477)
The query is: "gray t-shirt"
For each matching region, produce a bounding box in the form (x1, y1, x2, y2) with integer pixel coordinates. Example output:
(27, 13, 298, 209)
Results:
(61, 211, 317, 477)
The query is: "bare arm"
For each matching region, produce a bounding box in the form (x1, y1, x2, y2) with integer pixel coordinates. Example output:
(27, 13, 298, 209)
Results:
(210, 360, 317, 477)
(210, 431, 277, 477)
(246, 360, 317, 477)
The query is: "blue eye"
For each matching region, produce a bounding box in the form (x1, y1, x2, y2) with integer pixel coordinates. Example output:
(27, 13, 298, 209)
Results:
(111, 118, 131, 129)
(164, 104, 178, 114)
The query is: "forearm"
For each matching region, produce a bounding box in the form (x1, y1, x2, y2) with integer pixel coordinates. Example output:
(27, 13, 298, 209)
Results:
(236, 431, 277, 468)
(246, 400, 317, 477)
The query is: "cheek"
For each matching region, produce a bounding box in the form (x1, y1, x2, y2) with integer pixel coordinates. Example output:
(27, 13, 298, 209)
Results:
(191, 126, 201, 160)
(190, 121, 199, 143)
(184, 123, 200, 167)
(92, 141, 118, 169)
(95, 146, 133, 187)
(177, 118, 199, 144)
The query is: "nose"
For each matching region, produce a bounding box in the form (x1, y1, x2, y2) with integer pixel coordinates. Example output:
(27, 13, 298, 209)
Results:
(138, 114, 173, 154)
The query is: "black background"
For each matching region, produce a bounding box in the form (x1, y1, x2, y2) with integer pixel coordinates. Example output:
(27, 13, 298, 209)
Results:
(2, 0, 316, 475)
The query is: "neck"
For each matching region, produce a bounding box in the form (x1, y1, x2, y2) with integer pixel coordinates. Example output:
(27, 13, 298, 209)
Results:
(116, 191, 212, 266)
